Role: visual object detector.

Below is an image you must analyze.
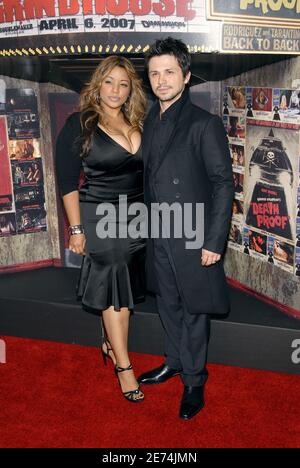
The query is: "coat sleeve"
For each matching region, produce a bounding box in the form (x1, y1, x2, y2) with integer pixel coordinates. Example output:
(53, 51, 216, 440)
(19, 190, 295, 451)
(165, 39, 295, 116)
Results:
(55, 113, 83, 197)
(200, 115, 234, 254)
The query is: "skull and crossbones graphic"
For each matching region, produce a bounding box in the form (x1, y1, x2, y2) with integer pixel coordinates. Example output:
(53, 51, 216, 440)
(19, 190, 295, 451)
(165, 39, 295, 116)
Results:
(262, 150, 279, 168)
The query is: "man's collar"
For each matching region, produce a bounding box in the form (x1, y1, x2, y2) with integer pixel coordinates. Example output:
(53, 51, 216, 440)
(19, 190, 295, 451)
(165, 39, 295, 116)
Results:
(159, 87, 189, 121)
(147, 87, 190, 122)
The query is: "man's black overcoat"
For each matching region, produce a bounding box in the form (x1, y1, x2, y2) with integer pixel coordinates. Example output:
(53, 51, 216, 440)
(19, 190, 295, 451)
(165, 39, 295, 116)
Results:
(143, 91, 234, 315)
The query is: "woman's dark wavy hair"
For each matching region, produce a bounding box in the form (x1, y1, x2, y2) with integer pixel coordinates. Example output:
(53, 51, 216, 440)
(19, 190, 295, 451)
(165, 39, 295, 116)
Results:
(145, 37, 191, 77)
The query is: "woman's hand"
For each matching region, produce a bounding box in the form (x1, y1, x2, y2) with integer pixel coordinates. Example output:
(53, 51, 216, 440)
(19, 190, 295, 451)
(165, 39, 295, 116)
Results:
(69, 233, 86, 255)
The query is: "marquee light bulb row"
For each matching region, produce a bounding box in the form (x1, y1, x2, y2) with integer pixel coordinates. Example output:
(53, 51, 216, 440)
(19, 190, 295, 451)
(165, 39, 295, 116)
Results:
(0, 44, 215, 57)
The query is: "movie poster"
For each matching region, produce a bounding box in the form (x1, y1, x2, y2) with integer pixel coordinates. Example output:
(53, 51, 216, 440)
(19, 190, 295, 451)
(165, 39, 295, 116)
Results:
(230, 143, 245, 170)
(267, 235, 295, 273)
(0, 88, 47, 237)
(11, 160, 43, 187)
(242, 227, 250, 255)
(246, 87, 273, 121)
(228, 221, 244, 252)
(233, 171, 244, 201)
(0, 115, 14, 214)
(273, 88, 300, 124)
(223, 114, 246, 143)
(244, 119, 298, 243)
(6, 89, 37, 113)
(15, 207, 47, 234)
(295, 248, 300, 278)
(9, 138, 41, 160)
(6, 113, 40, 140)
(14, 186, 45, 210)
(232, 198, 244, 225)
(248, 229, 268, 261)
(224, 85, 300, 276)
(10, 157, 46, 234)
(0, 212, 16, 237)
(6, 89, 40, 140)
(0, 78, 5, 115)
(223, 86, 246, 116)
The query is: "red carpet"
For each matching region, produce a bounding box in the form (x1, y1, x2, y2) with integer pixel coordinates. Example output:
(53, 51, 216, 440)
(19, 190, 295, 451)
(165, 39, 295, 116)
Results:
(0, 335, 299, 448)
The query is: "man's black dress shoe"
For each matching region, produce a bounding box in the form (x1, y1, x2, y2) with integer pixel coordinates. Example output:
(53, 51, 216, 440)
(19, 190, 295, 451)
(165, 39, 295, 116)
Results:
(138, 363, 181, 385)
(179, 385, 205, 420)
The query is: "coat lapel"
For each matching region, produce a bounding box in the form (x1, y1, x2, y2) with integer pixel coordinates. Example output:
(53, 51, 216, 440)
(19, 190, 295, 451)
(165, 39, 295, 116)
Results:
(152, 91, 190, 176)
(142, 101, 159, 170)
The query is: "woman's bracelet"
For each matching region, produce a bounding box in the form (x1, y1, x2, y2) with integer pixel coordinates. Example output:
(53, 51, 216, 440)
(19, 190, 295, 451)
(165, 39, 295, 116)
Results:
(68, 224, 84, 235)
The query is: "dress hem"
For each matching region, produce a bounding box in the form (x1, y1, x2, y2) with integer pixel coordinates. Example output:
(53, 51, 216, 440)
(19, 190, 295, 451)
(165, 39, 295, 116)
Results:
(77, 294, 146, 315)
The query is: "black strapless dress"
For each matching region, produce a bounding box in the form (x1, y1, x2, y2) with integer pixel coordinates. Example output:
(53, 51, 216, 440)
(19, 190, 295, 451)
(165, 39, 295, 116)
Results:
(76, 126, 146, 313)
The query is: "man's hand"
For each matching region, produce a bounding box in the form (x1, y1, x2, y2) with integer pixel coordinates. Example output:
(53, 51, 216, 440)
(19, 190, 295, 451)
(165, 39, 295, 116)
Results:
(69, 233, 86, 255)
(201, 249, 221, 266)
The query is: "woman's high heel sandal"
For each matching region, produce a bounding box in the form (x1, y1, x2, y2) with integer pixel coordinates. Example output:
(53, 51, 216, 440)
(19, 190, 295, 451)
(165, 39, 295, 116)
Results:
(101, 340, 114, 366)
(115, 364, 144, 403)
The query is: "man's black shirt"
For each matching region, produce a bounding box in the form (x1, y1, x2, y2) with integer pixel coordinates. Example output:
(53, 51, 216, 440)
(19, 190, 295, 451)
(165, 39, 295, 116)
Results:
(148, 89, 189, 176)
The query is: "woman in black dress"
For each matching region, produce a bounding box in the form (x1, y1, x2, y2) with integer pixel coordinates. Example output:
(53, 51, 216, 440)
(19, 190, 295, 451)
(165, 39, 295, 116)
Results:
(56, 56, 147, 402)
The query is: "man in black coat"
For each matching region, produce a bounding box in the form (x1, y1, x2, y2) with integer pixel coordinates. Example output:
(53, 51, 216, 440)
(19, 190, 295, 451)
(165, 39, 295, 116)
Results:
(138, 38, 234, 420)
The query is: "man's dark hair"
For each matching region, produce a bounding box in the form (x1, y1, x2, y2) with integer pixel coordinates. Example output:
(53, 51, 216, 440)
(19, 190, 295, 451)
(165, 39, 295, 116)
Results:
(145, 37, 191, 77)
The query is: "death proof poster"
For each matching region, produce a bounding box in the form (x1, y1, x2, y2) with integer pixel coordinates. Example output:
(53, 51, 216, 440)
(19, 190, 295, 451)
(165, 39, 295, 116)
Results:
(244, 119, 298, 244)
